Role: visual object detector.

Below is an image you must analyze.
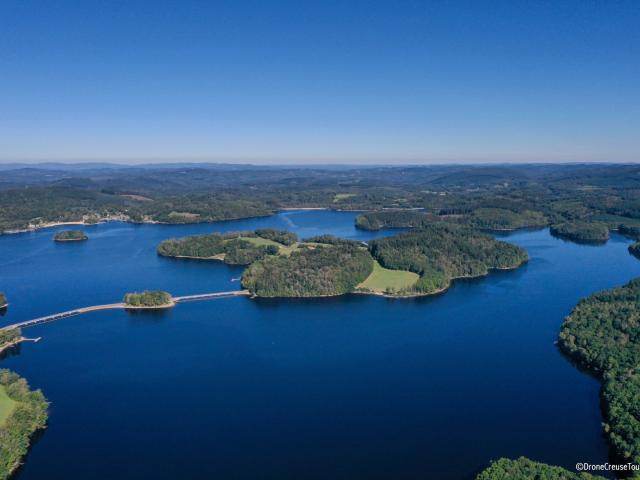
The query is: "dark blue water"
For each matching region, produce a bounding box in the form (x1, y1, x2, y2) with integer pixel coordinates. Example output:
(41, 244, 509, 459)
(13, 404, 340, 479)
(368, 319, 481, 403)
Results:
(1, 210, 639, 479)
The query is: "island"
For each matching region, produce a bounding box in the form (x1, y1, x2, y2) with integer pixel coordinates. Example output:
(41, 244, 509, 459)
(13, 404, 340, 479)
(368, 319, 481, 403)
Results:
(242, 225, 528, 298)
(630, 241, 640, 259)
(558, 278, 640, 467)
(157, 229, 296, 265)
(242, 238, 373, 297)
(123, 290, 174, 309)
(476, 457, 604, 479)
(0, 293, 6, 309)
(0, 369, 48, 479)
(550, 221, 609, 243)
(366, 224, 528, 295)
(53, 230, 88, 242)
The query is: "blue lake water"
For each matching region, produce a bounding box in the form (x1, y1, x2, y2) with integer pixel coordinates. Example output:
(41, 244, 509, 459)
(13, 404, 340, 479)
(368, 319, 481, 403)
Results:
(1, 210, 639, 479)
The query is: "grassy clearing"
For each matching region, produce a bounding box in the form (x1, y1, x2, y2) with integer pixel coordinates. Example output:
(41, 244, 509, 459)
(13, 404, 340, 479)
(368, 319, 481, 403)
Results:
(236, 236, 282, 247)
(357, 260, 419, 293)
(333, 193, 357, 202)
(0, 385, 17, 427)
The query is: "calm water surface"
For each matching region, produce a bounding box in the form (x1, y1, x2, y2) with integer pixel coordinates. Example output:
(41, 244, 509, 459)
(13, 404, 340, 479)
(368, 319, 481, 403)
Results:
(1, 210, 639, 479)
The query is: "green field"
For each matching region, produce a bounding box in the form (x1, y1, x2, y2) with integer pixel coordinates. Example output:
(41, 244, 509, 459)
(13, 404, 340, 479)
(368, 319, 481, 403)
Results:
(237, 236, 282, 247)
(0, 385, 17, 427)
(333, 193, 357, 202)
(358, 260, 419, 293)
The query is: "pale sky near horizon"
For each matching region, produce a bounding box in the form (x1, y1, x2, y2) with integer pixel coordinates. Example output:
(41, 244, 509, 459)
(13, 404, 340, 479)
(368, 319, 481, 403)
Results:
(1, 1, 639, 164)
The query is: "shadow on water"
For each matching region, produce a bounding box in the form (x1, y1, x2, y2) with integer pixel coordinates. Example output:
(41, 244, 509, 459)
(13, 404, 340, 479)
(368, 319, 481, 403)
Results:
(0, 342, 22, 361)
(125, 308, 172, 323)
(0, 306, 7, 317)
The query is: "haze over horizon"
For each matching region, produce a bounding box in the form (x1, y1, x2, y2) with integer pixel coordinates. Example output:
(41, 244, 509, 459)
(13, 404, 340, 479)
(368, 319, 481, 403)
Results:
(1, 1, 638, 164)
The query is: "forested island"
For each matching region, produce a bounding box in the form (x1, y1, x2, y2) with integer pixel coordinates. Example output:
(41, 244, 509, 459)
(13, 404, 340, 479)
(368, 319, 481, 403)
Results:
(0, 293, 6, 309)
(241, 225, 527, 298)
(0, 369, 48, 479)
(123, 290, 173, 308)
(242, 239, 373, 297)
(476, 457, 604, 479)
(550, 221, 609, 243)
(367, 224, 528, 295)
(629, 241, 640, 259)
(53, 230, 88, 242)
(157, 229, 296, 265)
(558, 278, 640, 467)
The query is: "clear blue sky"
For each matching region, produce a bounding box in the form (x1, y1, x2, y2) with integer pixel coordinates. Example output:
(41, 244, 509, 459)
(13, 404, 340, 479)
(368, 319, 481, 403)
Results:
(1, 0, 638, 164)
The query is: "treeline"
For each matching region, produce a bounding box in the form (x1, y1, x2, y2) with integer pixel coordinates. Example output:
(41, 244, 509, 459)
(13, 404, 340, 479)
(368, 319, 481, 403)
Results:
(368, 224, 528, 294)
(558, 278, 640, 466)
(355, 211, 435, 231)
(464, 207, 547, 230)
(242, 243, 373, 297)
(0, 369, 48, 479)
(123, 290, 172, 307)
(355, 207, 548, 232)
(53, 230, 88, 241)
(476, 457, 604, 480)
(157, 229, 295, 265)
(550, 221, 609, 243)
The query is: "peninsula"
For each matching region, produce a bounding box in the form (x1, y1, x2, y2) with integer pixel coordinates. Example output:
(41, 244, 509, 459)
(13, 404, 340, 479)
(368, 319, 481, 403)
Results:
(476, 457, 604, 479)
(0, 293, 6, 309)
(53, 230, 88, 242)
(0, 369, 48, 479)
(558, 278, 640, 467)
(355, 208, 548, 232)
(157, 229, 295, 265)
(241, 225, 528, 298)
(550, 221, 609, 243)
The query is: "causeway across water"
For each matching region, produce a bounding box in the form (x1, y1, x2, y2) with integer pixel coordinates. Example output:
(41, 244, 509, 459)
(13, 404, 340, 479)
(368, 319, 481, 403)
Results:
(1, 290, 250, 330)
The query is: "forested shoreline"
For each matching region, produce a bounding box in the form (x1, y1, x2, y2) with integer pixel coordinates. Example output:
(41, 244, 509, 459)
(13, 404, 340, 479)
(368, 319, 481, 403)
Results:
(0, 369, 48, 479)
(157, 229, 295, 265)
(558, 279, 640, 467)
(4, 164, 640, 239)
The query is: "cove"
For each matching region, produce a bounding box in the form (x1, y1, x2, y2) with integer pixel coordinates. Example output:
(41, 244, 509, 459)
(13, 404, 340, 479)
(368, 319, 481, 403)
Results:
(1, 210, 639, 479)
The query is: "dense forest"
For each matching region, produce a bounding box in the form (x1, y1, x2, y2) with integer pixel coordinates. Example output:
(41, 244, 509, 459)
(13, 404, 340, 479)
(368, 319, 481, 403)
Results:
(241, 243, 373, 297)
(0, 369, 48, 479)
(368, 224, 528, 294)
(550, 221, 609, 243)
(123, 290, 172, 307)
(4, 164, 640, 236)
(558, 279, 640, 466)
(53, 230, 88, 242)
(475, 457, 604, 480)
(355, 210, 435, 230)
(157, 229, 294, 265)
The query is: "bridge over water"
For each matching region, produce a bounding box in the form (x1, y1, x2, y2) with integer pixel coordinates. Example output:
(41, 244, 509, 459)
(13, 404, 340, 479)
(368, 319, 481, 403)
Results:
(1, 290, 250, 331)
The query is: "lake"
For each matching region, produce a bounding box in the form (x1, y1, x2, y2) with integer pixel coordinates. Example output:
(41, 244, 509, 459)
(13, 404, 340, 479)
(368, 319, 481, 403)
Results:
(1, 210, 639, 479)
